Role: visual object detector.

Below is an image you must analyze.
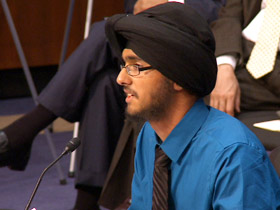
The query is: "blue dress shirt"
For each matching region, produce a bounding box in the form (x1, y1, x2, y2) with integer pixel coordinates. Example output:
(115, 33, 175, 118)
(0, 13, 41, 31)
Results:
(129, 99, 280, 210)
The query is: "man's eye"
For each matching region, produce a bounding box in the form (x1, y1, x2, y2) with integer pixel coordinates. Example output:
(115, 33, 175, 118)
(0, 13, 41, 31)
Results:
(133, 62, 143, 66)
(129, 65, 139, 70)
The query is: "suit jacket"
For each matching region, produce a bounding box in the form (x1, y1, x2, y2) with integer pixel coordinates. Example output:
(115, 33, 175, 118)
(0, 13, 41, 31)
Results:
(211, 0, 262, 61)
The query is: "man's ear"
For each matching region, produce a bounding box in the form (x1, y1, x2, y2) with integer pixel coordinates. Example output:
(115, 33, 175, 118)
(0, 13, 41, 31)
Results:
(173, 83, 183, 91)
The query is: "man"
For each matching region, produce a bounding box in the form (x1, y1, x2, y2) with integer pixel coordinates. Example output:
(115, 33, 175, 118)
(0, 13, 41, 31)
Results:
(105, 2, 280, 209)
(0, 0, 224, 209)
(98, 1, 226, 209)
(210, 0, 280, 151)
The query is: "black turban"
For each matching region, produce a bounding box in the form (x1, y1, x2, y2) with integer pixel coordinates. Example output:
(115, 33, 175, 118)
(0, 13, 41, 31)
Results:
(105, 2, 217, 97)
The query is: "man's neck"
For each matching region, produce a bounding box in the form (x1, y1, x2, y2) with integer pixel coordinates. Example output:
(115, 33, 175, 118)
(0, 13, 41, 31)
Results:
(150, 93, 197, 141)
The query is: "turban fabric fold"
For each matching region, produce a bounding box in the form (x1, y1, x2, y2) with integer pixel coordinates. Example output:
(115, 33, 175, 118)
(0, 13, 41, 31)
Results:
(105, 2, 217, 97)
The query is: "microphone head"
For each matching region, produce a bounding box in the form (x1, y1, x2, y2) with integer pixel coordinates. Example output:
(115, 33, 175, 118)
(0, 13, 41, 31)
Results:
(65, 137, 81, 153)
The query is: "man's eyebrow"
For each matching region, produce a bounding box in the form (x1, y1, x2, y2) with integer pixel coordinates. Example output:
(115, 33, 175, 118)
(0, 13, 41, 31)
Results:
(123, 55, 142, 62)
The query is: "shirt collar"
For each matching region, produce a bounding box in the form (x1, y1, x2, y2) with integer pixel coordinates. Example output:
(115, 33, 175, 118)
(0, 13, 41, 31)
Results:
(156, 99, 209, 163)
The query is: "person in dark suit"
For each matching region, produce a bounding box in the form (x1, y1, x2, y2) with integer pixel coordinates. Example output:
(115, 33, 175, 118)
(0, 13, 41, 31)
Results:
(210, 0, 280, 152)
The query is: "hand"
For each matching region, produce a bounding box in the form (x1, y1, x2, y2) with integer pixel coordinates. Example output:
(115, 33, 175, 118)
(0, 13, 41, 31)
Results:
(114, 197, 131, 210)
(210, 64, 241, 116)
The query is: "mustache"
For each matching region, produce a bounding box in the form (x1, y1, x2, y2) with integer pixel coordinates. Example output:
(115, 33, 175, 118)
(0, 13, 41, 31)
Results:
(123, 87, 139, 98)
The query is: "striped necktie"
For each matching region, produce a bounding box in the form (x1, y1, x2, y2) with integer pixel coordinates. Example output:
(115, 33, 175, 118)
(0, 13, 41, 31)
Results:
(152, 146, 171, 210)
(246, 0, 280, 79)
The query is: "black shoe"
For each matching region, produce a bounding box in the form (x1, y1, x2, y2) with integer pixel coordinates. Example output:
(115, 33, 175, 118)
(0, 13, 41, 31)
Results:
(0, 130, 31, 171)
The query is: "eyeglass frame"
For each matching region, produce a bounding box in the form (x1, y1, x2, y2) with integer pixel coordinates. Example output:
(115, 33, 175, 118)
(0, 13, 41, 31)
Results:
(120, 64, 153, 76)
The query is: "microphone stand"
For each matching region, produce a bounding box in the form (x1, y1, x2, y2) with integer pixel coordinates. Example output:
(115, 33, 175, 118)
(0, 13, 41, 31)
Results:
(24, 150, 67, 210)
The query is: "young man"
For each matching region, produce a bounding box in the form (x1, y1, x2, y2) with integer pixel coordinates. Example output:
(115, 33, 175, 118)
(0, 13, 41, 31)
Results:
(105, 2, 280, 209)
(0, 0, 225, 209)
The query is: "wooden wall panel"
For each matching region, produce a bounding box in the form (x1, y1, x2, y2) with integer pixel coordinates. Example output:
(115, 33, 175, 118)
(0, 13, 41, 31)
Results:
(0, 0, 124, 70)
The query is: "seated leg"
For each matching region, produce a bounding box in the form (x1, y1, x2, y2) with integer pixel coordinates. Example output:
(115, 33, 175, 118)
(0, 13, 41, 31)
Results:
(0, 105, 57, 170)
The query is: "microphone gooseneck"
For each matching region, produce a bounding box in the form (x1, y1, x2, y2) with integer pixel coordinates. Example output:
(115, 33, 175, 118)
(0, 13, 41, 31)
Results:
(24, 137, 81, 210)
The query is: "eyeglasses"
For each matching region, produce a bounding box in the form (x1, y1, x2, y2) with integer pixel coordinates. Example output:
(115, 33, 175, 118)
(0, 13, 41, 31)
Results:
(120, 64, 153, 76)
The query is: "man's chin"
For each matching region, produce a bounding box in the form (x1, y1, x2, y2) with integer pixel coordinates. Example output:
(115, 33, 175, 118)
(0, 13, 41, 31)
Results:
(125, 110, 146, 123)
(126, 106, 139, 118)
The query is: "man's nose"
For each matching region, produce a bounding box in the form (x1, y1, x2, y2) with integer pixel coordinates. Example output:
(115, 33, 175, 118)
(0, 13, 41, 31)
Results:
(116, 68, 132, 86)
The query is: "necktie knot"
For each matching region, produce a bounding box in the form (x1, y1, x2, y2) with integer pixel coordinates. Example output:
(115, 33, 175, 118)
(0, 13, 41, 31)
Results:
(155, 147, 171, 167)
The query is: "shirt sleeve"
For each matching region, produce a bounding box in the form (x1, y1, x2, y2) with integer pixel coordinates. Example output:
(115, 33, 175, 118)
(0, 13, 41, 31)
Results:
(216, 55, 238, 69)
(211, 143, 280, 209)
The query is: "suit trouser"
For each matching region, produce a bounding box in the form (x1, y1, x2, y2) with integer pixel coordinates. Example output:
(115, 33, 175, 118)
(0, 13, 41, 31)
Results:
(37, 21, 126, 188)
(75, 68, 125, 187)
(39, 67, 125, 187)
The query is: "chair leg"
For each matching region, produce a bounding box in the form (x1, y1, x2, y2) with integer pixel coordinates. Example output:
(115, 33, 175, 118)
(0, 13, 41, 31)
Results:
(69, 122, 79, 177)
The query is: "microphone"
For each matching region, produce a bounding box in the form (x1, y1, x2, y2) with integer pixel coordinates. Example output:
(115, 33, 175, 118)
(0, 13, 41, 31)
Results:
(64, 137, 81, 153)
(24, 137, 81, 210)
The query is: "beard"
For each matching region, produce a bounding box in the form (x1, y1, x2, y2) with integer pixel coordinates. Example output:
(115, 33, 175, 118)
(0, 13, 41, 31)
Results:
(125, 78, 175, 122)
